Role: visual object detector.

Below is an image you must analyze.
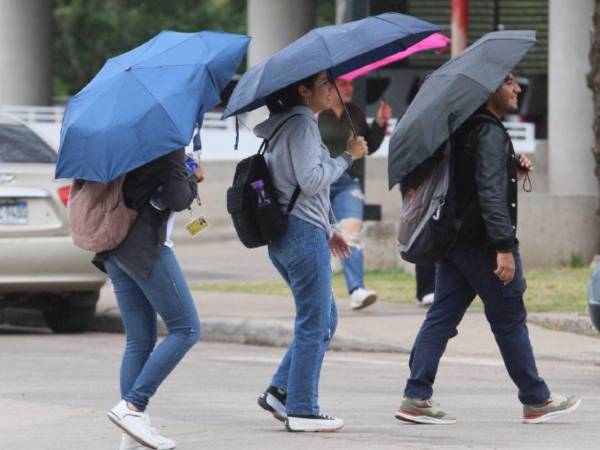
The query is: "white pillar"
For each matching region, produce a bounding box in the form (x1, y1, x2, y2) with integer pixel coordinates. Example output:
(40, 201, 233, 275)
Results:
(548, 0, 597, 194)
(247, 0, 316, 67)
(0, 0, 53, 106)
(245, 0, 316, 125)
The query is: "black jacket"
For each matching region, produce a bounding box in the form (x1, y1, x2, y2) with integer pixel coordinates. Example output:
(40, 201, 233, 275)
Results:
(93, 149, 197, 278)
(452, 110, 519, 252)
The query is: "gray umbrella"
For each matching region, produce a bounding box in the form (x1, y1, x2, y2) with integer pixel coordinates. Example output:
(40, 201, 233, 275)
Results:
(387, 30, 536, 189)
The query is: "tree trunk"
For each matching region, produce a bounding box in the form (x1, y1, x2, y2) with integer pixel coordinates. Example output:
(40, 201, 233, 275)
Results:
(588, 0, 600, 194)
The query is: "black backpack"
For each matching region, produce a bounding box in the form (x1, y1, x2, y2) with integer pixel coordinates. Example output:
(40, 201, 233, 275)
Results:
(226, 114, 301, 248)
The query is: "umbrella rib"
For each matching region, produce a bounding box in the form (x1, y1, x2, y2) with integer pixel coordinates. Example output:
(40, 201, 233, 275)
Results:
(129, 32, 165, 67)
(129, 72, 188, 144)
(313, 30, 336, 65)
(131, 33, 201, 68)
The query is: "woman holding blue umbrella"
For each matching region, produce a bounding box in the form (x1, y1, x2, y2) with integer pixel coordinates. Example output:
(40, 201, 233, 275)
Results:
(223, 11, 440, 433)
(55, 30, 250, 449)
(104, 150, 204, 450)
(254, 71, 368, 432)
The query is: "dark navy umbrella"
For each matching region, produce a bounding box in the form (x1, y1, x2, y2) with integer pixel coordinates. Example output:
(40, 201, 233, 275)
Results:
(388, 30, 536, 189)
(56, 30, 250, 182)
(223, 12, 439, 123)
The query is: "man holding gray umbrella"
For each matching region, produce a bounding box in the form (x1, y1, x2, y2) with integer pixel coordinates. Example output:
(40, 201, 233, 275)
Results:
(389, 31, 581, 425)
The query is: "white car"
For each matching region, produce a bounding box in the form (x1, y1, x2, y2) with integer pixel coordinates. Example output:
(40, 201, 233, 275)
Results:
(0, 114, 106, 332)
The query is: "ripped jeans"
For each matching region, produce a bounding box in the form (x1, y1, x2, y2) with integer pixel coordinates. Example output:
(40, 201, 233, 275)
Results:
(268, 216, 338, 415)
(330, 172, 365, 293)
(104, 247, 201, 411)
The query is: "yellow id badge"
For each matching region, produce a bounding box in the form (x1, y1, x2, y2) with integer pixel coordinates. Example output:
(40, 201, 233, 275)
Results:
(186, 216, 209, 236)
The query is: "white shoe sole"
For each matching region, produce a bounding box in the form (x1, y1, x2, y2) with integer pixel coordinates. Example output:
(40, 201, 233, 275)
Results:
(285, 417, 344, 432)
(351, 293, 377, 310)
(395, 410, 456, 425)
(107, 411, 159, 450)
(522, 398, 582, 424)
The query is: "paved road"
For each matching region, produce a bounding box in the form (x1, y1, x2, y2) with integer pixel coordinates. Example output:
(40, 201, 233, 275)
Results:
(0, 329, 595, 450)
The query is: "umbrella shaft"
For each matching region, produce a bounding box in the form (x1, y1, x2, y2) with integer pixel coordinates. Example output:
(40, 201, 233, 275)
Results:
(329, 69, 357, 137)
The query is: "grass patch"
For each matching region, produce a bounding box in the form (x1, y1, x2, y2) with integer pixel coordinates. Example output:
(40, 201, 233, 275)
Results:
(194, 267, 592, 313)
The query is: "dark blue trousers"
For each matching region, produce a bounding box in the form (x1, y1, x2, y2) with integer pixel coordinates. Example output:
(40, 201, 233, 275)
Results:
(404, 244, 550, 405)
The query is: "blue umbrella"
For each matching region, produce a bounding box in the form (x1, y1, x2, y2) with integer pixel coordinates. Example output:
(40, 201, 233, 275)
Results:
(223, 13, 439, 121)
(56, 30, 250, 182)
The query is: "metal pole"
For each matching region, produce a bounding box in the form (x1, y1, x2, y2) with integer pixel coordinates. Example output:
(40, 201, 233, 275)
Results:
(451, 0, 468, 57)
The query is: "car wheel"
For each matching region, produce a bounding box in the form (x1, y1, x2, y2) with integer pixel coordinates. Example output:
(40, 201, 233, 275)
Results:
(43, 291, 99, 333)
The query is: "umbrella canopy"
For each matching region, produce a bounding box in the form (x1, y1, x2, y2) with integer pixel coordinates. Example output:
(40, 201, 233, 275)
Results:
(387, 30, 536, 189)
(339, 33, 450, 81)
(56, 30, 250, 182)
(223, 13, 439, 118)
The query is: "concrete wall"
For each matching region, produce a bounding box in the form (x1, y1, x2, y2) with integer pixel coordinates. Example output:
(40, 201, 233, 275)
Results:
(548, 0, 597, 194)
(0, 0, 53, 105)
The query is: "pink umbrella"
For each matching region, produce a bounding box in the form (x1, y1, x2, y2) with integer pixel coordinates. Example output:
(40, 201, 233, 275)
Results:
(339, 33, 450, 81)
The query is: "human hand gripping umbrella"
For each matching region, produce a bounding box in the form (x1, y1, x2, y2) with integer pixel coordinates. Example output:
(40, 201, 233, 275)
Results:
(223, 12, 440, 136)
(55, 30, 250, 182)
(387, 30, 536, 189)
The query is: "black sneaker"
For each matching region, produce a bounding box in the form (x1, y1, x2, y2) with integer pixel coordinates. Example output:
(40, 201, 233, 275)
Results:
(257, 386, 287, 422)
(285, 414, 344, 432)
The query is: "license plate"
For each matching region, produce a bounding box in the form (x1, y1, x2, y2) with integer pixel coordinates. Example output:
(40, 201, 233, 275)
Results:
(0, 201, 28, 225)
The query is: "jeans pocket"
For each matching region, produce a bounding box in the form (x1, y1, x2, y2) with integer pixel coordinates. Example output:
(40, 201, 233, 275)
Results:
(501, 274, 527, 298)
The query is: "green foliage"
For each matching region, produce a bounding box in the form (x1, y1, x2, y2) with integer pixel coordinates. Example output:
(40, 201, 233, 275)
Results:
(52, 0, 247, 96)
(567, 252, 587, 268)
(194, 266, 591, 313)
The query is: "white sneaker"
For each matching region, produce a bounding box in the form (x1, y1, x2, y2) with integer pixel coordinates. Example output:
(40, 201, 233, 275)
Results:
(285, 414, 344, 432)
(108, 401, 175, 450)
(119, 423, 175, 450)
(120, 432, 145, 450)
(420, 293, 434, 307)
(350, 288, 377, 310)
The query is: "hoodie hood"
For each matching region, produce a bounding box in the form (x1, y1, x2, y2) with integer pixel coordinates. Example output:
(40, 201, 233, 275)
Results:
(253, 106, 316, 142)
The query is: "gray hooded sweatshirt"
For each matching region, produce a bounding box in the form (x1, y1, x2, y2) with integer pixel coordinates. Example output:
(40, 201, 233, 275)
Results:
(254, 106, 350, 238)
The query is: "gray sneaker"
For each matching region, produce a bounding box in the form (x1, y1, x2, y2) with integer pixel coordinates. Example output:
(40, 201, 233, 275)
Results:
(523, 393, 581, 424)
(395, 397, 457, 425)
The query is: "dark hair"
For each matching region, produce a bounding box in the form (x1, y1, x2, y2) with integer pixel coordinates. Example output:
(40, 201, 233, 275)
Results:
(265, 72, 321, 114)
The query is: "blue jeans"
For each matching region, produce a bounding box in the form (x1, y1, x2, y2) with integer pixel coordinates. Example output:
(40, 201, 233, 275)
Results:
(404, 244, 550, 405)
(104, 246, 201, 411)
(330, 172, 364, 293)
(268, 216, 338, 415)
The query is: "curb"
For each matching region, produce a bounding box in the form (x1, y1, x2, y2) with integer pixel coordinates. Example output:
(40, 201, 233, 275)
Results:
(528, 313, 599, 338)
(91, 312, 411, 354)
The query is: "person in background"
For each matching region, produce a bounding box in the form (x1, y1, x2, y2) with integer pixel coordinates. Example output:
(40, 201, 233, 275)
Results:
(318, 77, 391, 310)
(415, 264, 435, 306)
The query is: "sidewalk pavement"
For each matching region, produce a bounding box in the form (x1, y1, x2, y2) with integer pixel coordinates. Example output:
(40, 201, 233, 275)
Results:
(86, 234, 600, 365)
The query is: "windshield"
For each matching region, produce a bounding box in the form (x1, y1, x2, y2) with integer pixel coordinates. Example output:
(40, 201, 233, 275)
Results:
(0, 123, 57, 163)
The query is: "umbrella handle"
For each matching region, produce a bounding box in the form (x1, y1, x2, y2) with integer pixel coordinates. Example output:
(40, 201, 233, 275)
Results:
(328, 69, 358, 137)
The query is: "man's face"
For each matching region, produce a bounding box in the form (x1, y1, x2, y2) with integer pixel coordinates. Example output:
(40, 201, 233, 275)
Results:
(335, 78, 354, 103)
(488, 74, 522, 115)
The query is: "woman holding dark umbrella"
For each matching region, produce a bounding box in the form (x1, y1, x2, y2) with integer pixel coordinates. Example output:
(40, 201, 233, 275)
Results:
(255, 70, 367, 432)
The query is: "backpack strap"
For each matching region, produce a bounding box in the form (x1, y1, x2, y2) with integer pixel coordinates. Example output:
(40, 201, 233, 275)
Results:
(258, 113, 303, 215)
(286, 185, 301, 214)
(258, 113, 303, 155)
